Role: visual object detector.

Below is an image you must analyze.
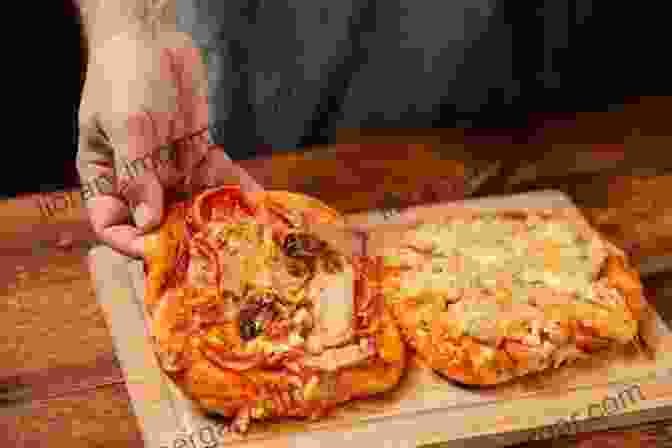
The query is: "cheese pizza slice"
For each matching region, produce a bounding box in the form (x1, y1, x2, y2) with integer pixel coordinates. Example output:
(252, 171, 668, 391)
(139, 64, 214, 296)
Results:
(143, 186, 405, 432)
(375, 208, 651, 386)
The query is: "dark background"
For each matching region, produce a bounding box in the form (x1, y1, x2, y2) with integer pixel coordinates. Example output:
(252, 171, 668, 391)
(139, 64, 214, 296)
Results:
(0, 1, 85, 199)
(2, 1, 667, 199)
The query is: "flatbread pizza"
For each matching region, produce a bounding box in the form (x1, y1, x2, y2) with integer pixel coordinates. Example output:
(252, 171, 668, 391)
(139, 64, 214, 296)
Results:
(374, 207, 652, 386)
(143, 186, 405, 432)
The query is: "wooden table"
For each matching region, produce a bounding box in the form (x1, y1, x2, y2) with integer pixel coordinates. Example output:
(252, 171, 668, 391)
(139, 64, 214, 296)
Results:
(3, 99, 672, 447)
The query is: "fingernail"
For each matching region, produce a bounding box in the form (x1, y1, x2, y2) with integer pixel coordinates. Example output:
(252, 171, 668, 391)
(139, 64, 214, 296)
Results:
(133, 202, 154, 230)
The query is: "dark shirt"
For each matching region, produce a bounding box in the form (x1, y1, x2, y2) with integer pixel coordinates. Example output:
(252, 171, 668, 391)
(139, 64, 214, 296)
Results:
(174, 1, 666, 160)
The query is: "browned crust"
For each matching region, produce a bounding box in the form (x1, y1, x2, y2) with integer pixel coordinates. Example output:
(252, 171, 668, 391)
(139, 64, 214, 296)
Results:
(604, 255, 648, 322)
(256, 190, 342, 223)
(143, 186, 405, 421)
(381, 208, 652, 387)
(143, 202, 189, 309)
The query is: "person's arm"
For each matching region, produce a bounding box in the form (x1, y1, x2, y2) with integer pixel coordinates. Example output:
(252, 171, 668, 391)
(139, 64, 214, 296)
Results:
(76, 0, 176, 51)
(75, 0, 261, 258)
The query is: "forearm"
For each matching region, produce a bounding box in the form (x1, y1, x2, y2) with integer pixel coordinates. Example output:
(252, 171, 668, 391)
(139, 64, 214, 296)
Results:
(75, 0, 176, 51)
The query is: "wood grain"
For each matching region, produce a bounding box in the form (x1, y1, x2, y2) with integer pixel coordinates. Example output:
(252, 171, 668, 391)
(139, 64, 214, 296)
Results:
(90, 191, 672, 448)
(0, 246, 112, 373)
(8, 384, 144, 448)
(4, 96, 672, 447)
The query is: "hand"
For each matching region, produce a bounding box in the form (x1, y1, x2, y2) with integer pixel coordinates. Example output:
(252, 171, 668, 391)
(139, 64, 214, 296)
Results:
(77, 30, 262, 258)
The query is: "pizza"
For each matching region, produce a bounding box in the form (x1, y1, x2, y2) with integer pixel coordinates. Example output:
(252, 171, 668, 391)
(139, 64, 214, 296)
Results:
(142, 186, 405, 432)
(373, 207, 651, 386)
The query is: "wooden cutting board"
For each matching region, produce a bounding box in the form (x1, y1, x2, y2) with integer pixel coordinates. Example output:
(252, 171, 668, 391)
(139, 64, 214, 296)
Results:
(88, 190, 672, 448)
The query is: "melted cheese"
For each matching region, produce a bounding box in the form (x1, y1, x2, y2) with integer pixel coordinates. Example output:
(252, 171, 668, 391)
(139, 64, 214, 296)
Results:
(472, 345, 497, 371)
(244, 336, 292, 355)
(387, 213, 635, 352)
(395, 214, 600, 307)
(307, 265, 355, 350)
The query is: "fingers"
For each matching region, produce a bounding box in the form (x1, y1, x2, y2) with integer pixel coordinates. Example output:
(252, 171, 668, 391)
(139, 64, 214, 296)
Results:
(123, 169, 165, 231)
(123, 112, 167, 232)
(86, 194, 147, 259)
(124, 112, 157, 162)
(160, 48, 187, 148)
(83, 162, 164, 259)
(164, 41, 211, 179)
(190, 145, 264, 194)
(81, 111, 165, 258)
(80, 32, 209, 258)
(169, 35, 209, 135)
(77, 119, 146, 259)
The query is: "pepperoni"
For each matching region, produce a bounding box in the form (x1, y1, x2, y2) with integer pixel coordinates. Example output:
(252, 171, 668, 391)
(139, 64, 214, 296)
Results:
(202, 348, 265, 371)
(291, 366, 319, 385)
(269, 386, 287, 414)
(283, 361, 303, 375)
(574, 321, 611, 353)
(280, 390, 293, 413)
(210, 194, 255, 221)
(265, 347, 306, 368)
(265, 319, 291, 339)
(192, 186, 256, 230)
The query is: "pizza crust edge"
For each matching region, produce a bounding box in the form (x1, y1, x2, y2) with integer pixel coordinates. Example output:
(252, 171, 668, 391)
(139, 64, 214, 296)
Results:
(142, 187, 406, 425)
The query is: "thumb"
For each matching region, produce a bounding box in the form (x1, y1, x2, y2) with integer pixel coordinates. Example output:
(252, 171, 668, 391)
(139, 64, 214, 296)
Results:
(117, 111, 167, 233)
(190, 144, 264, 194)
(119, 161, 165, 232)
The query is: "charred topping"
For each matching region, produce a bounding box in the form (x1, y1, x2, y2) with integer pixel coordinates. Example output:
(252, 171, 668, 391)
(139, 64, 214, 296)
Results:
(285, 256, 312, 278)
(282, 233, 345, 276)
(320, 250, 344, 274)
(240, 319, 262, 341)
(283, 233, 327, 258)
(239, 291, 281, 341)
